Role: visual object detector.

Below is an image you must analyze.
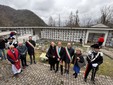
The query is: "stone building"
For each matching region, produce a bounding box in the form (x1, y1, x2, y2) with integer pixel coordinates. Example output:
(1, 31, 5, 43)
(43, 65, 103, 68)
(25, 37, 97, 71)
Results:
(0, 24, 113, 46)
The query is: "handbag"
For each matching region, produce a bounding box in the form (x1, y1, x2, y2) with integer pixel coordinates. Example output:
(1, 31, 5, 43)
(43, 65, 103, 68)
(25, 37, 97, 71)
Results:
(77, 57, 86, 68)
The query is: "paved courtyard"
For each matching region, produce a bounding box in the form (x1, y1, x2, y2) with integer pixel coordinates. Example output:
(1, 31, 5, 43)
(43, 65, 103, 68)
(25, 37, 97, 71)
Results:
(0, 61, 113, 85)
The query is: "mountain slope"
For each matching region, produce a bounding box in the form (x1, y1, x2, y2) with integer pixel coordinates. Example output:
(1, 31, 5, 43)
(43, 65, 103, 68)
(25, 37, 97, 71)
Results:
(0, 5, 47, 27)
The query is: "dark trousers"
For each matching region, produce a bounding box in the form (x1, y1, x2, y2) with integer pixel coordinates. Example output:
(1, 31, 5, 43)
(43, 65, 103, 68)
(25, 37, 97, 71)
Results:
(84, 64, 98, 81)
(55, 61, 59, 71)
(29, 53, 36, 64)
(20, 55, 27, 67)
(65, 62, 70, 73)
(55, 61, 63, 74)
(50, 63, 55, 70)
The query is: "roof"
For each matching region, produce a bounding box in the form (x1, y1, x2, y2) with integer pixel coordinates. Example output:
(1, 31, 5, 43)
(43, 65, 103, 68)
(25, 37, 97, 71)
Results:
(91, 23, 109, 28)
(0, 26, 113, 31)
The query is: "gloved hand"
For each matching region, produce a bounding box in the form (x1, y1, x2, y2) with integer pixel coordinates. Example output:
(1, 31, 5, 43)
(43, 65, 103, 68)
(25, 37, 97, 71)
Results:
(92, 63, 98, 67)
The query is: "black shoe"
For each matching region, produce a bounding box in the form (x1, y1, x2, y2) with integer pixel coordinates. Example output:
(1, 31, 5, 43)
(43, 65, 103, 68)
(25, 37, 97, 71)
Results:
(91, 80, 95, 84)
(34, 61, 36, 64)
(13, 73, 19, 78)
(75, 76, 77, 78)
(73, 73, 75, 75)
(22, 66, 26, 69)
(55, 70, 57, 73)
(50, 68, 52, 71)
(84, 78, 87, 82)
(61, 72, 63, 75)
(75, 74, 77, 78)
(20, 70, 23, 73)
(25, 65, 29, 66)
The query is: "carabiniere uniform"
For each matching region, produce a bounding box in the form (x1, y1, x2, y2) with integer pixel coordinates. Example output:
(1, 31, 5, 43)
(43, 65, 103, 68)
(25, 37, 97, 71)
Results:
(84, 44, 103, 84)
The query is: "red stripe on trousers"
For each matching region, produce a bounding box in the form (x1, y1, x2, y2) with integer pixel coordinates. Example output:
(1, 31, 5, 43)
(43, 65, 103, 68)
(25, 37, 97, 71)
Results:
(84, 64, 89, 77)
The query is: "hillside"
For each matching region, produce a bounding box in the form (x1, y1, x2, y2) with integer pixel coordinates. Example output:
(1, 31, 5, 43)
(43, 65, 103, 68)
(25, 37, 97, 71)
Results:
(0, 5, 47, 27)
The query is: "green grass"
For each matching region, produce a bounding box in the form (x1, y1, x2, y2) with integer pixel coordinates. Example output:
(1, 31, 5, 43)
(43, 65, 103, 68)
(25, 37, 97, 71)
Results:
(97, 56, 113, 77)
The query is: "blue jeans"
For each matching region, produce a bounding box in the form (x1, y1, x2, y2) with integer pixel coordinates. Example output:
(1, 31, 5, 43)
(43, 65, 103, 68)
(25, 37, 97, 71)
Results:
(0, 49, 6, 60)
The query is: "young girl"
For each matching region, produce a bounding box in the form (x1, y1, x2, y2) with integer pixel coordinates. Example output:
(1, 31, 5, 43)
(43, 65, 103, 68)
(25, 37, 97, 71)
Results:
(72, 48, 84, 78)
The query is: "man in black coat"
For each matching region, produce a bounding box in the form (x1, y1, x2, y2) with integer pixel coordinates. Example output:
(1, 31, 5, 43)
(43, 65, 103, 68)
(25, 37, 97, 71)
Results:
(64, 43, 74, 74)
(84, 44, 103, 84)
(55, 41, 65, 75)
(46, 42, 56, 71)
(0, 36, 7, 60)
(26, 36, 36, 64)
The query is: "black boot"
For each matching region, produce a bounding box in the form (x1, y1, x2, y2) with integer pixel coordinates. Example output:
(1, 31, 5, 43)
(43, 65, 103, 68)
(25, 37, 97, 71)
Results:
(84, 78, 87, 82)
(50, 65, 52, 71)
(34, 61, 36, 64)
(91, 80, 95, 84)
(73, 73, 75, 75)
(74, 73, 78, 78)
(61, 65, 63, 75)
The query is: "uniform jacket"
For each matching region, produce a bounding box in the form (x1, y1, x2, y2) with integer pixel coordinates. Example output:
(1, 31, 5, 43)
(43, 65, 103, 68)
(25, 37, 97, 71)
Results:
(87, 51, 103, 66)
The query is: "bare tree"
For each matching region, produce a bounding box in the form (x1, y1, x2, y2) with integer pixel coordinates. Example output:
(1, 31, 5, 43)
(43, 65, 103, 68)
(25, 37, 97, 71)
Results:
(66, 10, 80, 27)
(73, 10, 80, 27)
(66, 11, 73, 27)
(100, 5, 113, 25)
(48, 16, 53, 26)
(53, 19, 56, 27)
(82, 17, 93, 27)
(58, 14, 61, 27)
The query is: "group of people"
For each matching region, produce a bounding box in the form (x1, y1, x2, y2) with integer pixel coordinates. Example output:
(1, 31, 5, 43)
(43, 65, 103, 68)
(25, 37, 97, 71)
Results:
(46, 41, 103, 84)
(0, 35, 36, 78)
(0, 33, 104, 84)
(46, 42, 75, 75)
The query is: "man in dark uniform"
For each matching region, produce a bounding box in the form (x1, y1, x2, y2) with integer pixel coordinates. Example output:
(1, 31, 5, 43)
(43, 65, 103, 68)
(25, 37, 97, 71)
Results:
(84, 44, 103, 84)
(46, 42, 56, 71)
(26, 36, 36, 64)
(55, 41, 65, 75)
(64, 43, 74, 74)
(7, 31, 18, 48)
(7, 36, 18, 48)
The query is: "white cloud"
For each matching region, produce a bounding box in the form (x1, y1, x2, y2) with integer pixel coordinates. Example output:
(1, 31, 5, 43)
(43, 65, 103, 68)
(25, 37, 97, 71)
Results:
(0, 0, 113, 25)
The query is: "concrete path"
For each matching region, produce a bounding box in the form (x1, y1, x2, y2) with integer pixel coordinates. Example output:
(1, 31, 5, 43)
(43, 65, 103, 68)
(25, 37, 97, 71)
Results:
(0, 62, 113, 85)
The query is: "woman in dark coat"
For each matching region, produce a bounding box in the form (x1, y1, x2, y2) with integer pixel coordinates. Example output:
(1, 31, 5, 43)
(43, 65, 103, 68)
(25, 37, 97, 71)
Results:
(46, 42, 56, 71)
(72, 48, 84, 78)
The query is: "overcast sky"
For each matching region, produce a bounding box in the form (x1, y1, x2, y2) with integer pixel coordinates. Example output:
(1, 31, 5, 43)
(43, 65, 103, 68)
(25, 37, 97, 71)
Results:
(0, 0, 113, 25)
